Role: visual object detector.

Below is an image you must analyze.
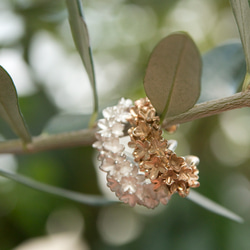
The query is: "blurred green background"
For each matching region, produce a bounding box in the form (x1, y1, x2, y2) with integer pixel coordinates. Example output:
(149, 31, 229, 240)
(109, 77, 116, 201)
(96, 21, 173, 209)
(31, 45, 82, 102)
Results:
(0, 0, 250, 249)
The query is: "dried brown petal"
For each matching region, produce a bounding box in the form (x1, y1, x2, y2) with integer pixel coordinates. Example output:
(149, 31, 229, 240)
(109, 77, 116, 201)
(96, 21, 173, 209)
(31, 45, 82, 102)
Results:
(148, 138, 168, 157)
(170, 181, 189, 197)
(141, 156, 166, 179)
(134, 97, 152, 108)
(189, 180, 200, 188)
(133, 140, 151, 162)
(138, 107, 157, 123)
(133, 120, 151, 140)
(162, 170, 178, 185)
(179, 167, 197, 180)
(150, 128, 163, 141)
(151, 178, 163, 190)
(169, 153, 185, 171)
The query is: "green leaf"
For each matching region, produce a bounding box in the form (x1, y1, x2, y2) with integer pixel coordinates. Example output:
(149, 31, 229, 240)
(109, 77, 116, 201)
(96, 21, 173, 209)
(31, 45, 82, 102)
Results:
(0, 168, 114, 206)
(65, 0, 98, 126)
(188, 190, 244, 223)
(0, 66, 31, 143)
(198, 41, 246, 103)
(43, 113, 92, 134)
(230, 0, 250, 90)
(144, 32, 202, 120)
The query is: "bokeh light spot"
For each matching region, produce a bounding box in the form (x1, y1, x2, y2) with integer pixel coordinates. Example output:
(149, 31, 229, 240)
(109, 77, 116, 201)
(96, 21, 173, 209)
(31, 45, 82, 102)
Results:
(97, 205, 143, 246)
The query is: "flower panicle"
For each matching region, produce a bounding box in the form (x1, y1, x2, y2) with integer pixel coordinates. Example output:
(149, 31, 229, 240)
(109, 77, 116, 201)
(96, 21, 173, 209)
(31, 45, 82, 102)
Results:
(93, 97, 200, 209)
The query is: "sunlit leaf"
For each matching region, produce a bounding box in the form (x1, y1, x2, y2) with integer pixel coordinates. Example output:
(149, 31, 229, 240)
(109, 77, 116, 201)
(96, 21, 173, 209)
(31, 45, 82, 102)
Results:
(0, 66, 31, 142)
(230, 0, 250, 90)
(144, 32, 201, 120)
(65, 0, 98, 126)
(188, 190, 244, 223)
(0, 168, 114, 206)
(43, 113, 92, 134)
(198, 41, 246, 103)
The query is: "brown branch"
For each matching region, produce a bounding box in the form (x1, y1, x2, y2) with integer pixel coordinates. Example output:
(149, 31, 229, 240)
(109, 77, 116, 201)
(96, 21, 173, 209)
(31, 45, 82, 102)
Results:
(0, 129, 96, 154)
(162, 91, 250, 128)
(0, 91, 250, 154)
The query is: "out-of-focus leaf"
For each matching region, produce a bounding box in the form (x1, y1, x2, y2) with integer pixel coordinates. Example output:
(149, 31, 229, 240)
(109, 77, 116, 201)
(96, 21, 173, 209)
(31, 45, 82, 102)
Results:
(230, 0, 250, 69)
(198, 41, 246, 103)
(230, 0, 250, 90)
(0, 66, 31, 142)
(43, 114, 92, 134)
(65, 0, 98, 126)
(188, 190, 244, 223)
(144, 32, 201, 120)
(0, 168, 114, 206)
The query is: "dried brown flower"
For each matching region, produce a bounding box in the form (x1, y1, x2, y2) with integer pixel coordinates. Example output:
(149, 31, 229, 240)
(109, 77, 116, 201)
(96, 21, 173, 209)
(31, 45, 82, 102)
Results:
(148, 138, 168, 157)
(150, 129, 163, 141)
(168, 153, 185, 172)
(162, 170, 178, 185)
(138, 107, 158, 123)
(141, 156, 166, 179)
(127, 97, 200, 201)
(94, 97, 200, 209)
(170, 180, 190, 197)
(132, 120, 152, 140)
(133, 140, 151, 162)
(179, 166, 200, 188)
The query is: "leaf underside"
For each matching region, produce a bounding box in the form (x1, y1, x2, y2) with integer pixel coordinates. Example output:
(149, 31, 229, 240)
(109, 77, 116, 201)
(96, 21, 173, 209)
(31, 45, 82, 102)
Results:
(66, 0, 98, 126)
(0, 66, 31, 142)
(230, 0, 250, 73)
(188, 190, 244, 223)
(144, 32, 202, 120)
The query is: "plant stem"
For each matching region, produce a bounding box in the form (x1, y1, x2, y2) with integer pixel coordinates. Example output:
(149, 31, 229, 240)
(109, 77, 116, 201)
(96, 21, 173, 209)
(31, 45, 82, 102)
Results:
(0, 129, 96, 154)
(162, 91, 250, 128)
(0, 91, 250, 154)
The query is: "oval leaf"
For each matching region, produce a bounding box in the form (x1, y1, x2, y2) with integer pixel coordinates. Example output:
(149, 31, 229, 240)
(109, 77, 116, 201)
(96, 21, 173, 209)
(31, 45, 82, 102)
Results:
(230, 0, 250, 90)
(230, 0, 250, 73)
(66, 0, 98, 125)
(0, 66, 31, 142)
(198, 41, 246, 103)
(188, 190, 244, 223)
(144, 32, 202, 119)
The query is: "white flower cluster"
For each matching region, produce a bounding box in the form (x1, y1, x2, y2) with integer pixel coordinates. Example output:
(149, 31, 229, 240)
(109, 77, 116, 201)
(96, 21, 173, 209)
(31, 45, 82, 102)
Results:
(93, 98, 173, 208)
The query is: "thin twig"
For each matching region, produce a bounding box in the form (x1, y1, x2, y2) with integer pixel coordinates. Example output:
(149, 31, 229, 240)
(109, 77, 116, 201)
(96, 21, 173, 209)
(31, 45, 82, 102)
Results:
(0, 129, 96, 154)
(162, 91, 250, 128)
(0, 91, 250, 154)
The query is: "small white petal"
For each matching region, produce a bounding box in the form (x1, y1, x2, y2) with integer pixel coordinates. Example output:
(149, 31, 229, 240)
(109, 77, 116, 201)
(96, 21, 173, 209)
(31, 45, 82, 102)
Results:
(119, 136, 134, 156)
(103, 139, 124, 154)
(168, 140, 178, 151)
(184, 155, 200, 166)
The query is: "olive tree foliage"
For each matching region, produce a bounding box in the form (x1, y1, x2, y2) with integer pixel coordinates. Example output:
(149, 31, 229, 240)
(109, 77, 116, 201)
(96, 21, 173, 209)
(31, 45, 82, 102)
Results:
(0, 0, 250, 223)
